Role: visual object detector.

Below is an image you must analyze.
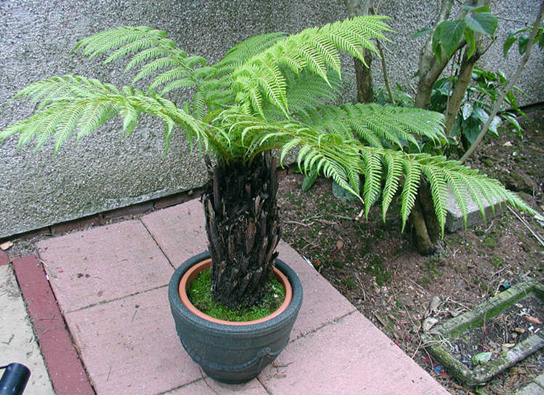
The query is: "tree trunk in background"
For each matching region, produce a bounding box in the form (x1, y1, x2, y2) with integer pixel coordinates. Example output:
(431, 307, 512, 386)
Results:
(410, 0, 483, 255)
(202, 152, 281, 309)
(345, 0, 374, 103)
(443, 50, 483, 137)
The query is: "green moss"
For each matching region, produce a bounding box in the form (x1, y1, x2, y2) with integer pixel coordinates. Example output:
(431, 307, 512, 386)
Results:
(342, 278, 356, 290)
(365, 256, 391, 286)
(187, 269, 286, 322)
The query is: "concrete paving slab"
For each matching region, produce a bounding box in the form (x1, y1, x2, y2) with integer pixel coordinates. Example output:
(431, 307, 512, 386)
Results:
(516, 382, 544, 395)
(31, 199, 448, 395)
(65, 287, 201, 395)
(259, 312, 449, 395)
(535, 372, 544, 388)
(0, 264, 54, 395)
(12, 255, 94, 395)
(142, 198, 208, 267)
(37, 220, 174, 312)
(166, 377, 269, 395)
(275, 241, 357, 339)
(446, 189, 505, 232)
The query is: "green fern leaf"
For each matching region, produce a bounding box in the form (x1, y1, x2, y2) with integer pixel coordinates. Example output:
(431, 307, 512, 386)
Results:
(400, 158, 422, 231)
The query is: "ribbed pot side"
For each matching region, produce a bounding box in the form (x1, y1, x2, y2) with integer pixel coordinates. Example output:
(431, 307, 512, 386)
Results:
(168, 251, 303, 384)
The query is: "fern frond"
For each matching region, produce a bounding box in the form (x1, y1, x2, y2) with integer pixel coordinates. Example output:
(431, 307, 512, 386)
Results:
(361, 151, 382, 217)
(420, 162, 449, 236)
(0, 76, 216, 156)
(74, 26, 214, 95)
(232, 16, 391, 116)
(214, 32, 288, 75)
(381, 153, 403, 221)
(297, 103, 445, 149)
(399, 158, 422, 231)
(74, 26, 167, 58)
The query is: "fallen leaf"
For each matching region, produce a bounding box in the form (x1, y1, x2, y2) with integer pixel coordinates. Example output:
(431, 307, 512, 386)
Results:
(0, 241, 13, 251)
(524, 315, 542, 325)
(501, 343, 516, 352)
(428, 296, 441, 316)
(503, 141, 513, 147)
(514, 327, 526, 334)
(336, 240, 344, 250)
(422, 317, 438, 332)
(472, 352, 492, 365)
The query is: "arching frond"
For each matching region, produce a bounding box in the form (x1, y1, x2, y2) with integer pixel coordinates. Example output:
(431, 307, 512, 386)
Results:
(296, 103, 445, 149)
(232, 16, 391, 116)
(1, 76, 212, 155)
(74, 26, 213, 95)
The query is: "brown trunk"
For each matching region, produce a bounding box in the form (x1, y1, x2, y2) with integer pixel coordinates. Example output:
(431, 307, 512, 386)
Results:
(410, 183, 441, 255)
(202, 152, 281, 309)
(409, 200, 435, 256)
(444, 51, 481, 137)
(354, 49, 374, 103)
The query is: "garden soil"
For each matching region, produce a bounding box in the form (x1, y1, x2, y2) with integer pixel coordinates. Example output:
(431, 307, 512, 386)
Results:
(278, 106, 544, 395)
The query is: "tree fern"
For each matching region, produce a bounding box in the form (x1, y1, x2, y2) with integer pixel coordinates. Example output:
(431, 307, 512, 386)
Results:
(1, 16, 539, 238)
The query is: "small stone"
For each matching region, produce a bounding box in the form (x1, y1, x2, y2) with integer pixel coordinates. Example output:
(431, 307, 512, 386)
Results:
(423, 317, 439, 332)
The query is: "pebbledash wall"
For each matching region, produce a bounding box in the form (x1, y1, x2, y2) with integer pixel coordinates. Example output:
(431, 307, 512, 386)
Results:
(0, 0, 542, 239)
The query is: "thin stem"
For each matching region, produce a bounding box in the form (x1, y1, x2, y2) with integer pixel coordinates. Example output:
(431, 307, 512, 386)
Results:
(460, 0, 544, 163)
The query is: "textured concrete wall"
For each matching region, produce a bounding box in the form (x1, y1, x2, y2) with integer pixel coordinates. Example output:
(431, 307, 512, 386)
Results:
(0, 0, 542, 238)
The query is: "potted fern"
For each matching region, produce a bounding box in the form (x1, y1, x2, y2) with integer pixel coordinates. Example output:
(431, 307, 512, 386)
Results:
(1, 16, 535, 383)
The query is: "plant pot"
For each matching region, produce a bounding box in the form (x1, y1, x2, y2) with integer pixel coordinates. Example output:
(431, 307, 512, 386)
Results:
(168, 251, 303, 384)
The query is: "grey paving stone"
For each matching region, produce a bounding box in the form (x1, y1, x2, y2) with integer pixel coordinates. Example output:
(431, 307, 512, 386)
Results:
(0, 265, 54, 395)
(516, 382, 544, 395)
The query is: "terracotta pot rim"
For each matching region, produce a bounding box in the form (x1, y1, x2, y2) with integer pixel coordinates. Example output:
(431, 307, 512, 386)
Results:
(178, 258, 293, 326)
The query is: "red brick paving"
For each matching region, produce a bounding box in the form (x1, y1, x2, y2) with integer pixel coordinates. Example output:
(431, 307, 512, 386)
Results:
(12, 255, 94, 395)
(0, 249, 9, 266)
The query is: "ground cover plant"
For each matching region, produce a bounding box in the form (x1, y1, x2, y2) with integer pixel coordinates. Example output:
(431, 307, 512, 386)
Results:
(0, 15, 535, 313)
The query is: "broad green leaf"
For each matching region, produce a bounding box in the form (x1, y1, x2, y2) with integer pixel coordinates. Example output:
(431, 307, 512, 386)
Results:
(438, 20, 466, 58)
(503, 28, 525, 58)
(489, 115, 501, 135)
(472, 352, 492, 365)
(410, 27, 433, 39)
(332, 180, 357, 201)
(462, 102, 473, 120)
(463, 113, 481, 145)
(518, 34, 529, 54)
(464, 28, 476, 58)
(465, 12, 497, 35)
(462, 5, 490, 13)
(503, 113, 521, 132)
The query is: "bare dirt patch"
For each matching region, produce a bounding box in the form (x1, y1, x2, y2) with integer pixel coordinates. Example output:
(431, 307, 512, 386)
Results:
(278, 107, 544, 394)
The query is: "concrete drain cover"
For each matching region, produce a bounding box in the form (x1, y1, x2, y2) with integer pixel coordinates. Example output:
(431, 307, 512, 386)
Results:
(422, 281, 544, 386)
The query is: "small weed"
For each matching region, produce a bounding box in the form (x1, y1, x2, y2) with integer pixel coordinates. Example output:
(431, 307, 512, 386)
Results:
(365, 256, 391, 286)
(481, 232, 498, 248)
(491, 256, 504, 269)
(418, 276, 432, 286)
(342, 278, 356, 290)
(374, 228, 385, 240)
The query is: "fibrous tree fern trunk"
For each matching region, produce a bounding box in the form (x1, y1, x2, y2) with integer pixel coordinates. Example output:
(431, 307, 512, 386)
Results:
(202, 152, 281, 309)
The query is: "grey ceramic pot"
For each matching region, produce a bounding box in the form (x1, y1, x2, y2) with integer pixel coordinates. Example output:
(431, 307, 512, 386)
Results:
(168, 251, 303, 384)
